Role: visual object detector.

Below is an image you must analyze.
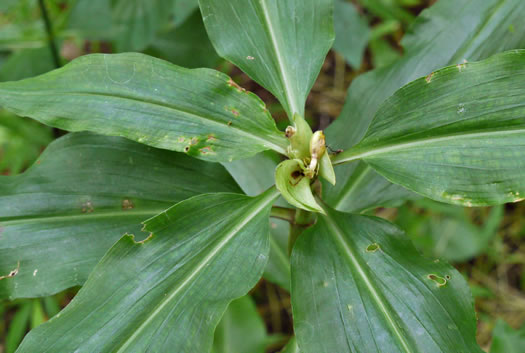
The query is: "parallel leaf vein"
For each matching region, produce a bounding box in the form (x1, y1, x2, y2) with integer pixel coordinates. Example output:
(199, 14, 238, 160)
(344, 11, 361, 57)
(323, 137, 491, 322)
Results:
(322, 210, 414, 353)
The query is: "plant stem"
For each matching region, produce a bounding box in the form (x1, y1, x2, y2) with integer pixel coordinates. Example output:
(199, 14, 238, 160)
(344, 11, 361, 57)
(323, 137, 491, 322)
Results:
(288, 209, 316, 255)
(270, 207, 296, 223)
(38, 0, 61, 68)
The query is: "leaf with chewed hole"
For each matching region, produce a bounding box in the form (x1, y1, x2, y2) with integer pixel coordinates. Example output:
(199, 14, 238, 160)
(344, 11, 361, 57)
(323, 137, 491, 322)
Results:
(334, 50, 525, 206)
(291, 204, 483, 353)
(275, 160, 323, 214)
(0, 53, 288, 162)
(199, 0, 334, 118)
(0, 132, 241, 300)
(16, 189, 279, 353)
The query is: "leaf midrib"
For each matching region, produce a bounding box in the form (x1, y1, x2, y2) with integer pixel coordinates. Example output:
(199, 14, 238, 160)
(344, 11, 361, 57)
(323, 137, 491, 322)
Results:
(114, 188, 279, 353)
(333, 127, 525, 165)
(322, 210, 414, 353)
(258, 0, 299, 116)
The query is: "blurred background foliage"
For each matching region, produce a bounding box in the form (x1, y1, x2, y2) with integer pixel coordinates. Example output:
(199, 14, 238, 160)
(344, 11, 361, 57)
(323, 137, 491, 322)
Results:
(1, 0, 524, 352)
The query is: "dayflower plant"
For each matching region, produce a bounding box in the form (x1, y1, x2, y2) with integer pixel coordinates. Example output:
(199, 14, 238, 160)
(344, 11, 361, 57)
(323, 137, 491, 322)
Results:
(1, 0, 525, 352)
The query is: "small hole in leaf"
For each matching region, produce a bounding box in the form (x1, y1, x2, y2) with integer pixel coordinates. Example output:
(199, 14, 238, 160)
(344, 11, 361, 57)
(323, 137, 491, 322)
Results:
(445, 275, 451, 280)
(184, 146, 190, 153)
(366, 243, 380, 252)
(427, 274, 447, 287)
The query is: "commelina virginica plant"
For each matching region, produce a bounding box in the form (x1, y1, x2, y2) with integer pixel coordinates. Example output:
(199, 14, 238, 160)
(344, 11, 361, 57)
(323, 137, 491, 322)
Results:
(1, 0, 525, 352)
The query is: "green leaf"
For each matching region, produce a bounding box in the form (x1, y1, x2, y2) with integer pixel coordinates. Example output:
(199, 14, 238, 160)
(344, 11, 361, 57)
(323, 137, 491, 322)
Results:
(213, 295, 279, 353)
(369, 38, 402, 68)
(68, 0, 173, 51)
(0, 132, 241, 299)
(146, 10, 221, 69)
(275, 159, 323, 214)
(173, 0, 199, 26)
(358, 0, 414, 24)
(490, 319, 525, 353)
(0, 53, 288, 162)
(281, 337, 300, 353)
(325, 0, 525, 213)
(0, 47, 55, 82)
(199, 0, 334, 118)
(333, 0, 370, 69)
(16, 189, 279, 353)
(30, 300, 45, 329)
(112, 0, 173, 51)
(324, 162, 418, 213)
(331, 0, 525, 148)
(6, 302, 31, 353)
(0, 0, 19, 12)
(0, 17, 45, 51)
(291, 205, 482, 353)
(397, 201, 503, 262)
(334, 50, 525, 206)
(223, 152, 292, 291)
(318, 152, 336, 185)
(67, 0, 114, 40)
(0, 111, 52, 175)
(42, 296, 61, 318)
(222, 151, 280, 197)
(265, 218, 291, 291)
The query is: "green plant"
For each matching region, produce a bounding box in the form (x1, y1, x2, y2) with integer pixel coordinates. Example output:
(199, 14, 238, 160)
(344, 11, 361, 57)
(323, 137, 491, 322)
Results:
(1, 0, 525, 352)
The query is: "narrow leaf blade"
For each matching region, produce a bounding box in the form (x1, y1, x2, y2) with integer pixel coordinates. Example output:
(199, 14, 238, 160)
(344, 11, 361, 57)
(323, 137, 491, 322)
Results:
(333, 0, 370, 69)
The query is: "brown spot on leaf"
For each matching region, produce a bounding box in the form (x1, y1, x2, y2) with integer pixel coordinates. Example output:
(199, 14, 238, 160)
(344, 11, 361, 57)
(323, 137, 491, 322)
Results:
(425, 72, 434, 83)
(231, 108, 240, 117)
(200, 147, 213, 154)
(122, 199, 134, 210)
(227, 78, 246, 93)
(81, 201, 94, 213)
